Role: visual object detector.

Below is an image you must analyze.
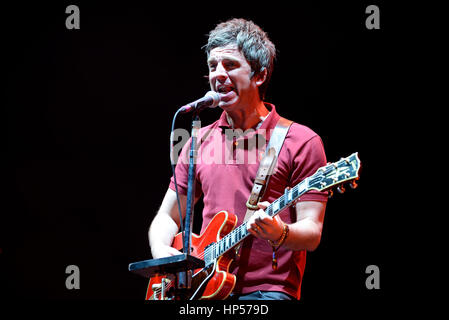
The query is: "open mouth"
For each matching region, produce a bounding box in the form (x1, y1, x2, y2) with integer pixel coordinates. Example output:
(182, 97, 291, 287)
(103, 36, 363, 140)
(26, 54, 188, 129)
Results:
(217, 86, 235, 94)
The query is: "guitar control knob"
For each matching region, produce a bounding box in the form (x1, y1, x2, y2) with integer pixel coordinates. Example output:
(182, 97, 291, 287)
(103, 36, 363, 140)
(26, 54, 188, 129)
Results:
(350, 180, 358, 189)
(328, 189, 333, 198)
(337, 185, 346, 194)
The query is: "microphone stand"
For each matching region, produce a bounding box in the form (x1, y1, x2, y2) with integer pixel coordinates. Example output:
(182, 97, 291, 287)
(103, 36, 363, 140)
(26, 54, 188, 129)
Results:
(128, 110, 204, 300)
(177, 110, 201, 292)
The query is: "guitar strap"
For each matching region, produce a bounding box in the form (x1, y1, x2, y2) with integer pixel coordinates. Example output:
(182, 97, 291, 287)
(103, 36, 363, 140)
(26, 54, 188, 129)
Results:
(243, 116, 293, 220)
(234, 116, 293, 255)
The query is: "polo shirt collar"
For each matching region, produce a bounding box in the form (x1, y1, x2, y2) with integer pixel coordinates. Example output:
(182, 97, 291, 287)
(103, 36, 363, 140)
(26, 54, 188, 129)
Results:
(217, 103, 280, 131)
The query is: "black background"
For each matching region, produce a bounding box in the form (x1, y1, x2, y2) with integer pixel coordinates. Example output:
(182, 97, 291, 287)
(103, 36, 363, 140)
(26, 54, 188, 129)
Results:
(3, 0, 406, 307)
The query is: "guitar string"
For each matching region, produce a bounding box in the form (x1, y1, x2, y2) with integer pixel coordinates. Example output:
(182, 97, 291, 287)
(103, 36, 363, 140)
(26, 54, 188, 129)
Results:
(179, 189, 296, 263)
(150, 202, 280, 298)
(151, 164, 353, 298)
(191, 162, 352, 264)
(180, 165, 337, 261)
(151, 191, 293, 298)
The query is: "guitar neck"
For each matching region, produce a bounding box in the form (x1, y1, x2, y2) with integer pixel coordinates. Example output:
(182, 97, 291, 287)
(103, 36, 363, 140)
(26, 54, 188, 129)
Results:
(203, 152, 360, 268)
(204, 178, 310, 267)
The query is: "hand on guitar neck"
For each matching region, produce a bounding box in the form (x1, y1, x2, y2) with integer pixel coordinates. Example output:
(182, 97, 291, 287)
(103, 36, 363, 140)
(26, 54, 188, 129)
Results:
(145, 152, 361, 300)
(246, 201, 285, 242)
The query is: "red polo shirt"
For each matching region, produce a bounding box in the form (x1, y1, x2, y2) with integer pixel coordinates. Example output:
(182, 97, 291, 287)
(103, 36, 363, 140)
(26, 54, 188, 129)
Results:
(169, 103, 328, 299)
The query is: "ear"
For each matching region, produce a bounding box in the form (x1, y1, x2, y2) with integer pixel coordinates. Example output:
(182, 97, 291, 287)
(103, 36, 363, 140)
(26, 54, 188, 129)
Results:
(254, 67, 268, 88)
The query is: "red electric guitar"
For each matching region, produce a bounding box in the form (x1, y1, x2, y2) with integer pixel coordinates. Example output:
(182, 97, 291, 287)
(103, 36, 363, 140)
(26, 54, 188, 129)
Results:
(147, 152, 361, 300)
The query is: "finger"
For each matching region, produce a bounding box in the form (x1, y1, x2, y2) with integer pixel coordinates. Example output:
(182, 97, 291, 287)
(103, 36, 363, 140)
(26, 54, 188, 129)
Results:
(247, 223, 261, 236)
(247, 214, 257, 228)
(252, 220, 263, 232)
(249, 210, 263, 225)
(257, 201, 270, 210)
(255, 210, 272, 225)
(167, 247, 182, 256)
(155, 246, 182, 258)
(246, 216, 258, 231)
(248, 227, 259, 237)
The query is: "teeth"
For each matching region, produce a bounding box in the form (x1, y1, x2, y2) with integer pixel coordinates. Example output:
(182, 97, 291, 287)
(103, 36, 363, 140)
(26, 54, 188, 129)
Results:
(218, 87, 233, 93)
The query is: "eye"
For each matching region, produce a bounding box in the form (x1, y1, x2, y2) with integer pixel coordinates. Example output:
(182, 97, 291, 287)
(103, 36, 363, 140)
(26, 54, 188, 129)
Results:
(208, 63, 217, 72)
(224, 61, 237, 70)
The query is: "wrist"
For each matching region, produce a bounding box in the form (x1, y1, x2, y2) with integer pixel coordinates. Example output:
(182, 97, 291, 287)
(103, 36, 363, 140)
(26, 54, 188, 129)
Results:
(268, 223, 289, 271)
(268, 223, 289, 248)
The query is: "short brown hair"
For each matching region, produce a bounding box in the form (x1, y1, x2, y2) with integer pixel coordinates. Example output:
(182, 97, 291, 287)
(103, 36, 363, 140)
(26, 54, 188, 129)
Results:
(204, 18, 276, 100)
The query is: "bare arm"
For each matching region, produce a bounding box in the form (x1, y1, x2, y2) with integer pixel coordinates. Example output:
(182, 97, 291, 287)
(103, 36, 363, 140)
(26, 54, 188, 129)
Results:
(285, 201, 326, 251)
(247, 200, 326, 252)
(148, 188, 186, 258)
(149, 187, 202, 258)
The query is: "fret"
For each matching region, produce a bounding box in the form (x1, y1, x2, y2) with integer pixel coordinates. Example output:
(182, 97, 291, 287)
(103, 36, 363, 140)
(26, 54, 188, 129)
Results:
(210, 181, 313, 260)
(199, 152, 361, 266)
(292, 187, 298, 198)
(279, 196, 285, 208)
(273, 200, 280, 212)
(266, 205, 273, 216)
(287, 190, 293, 202)
(298, 179, 307, 193)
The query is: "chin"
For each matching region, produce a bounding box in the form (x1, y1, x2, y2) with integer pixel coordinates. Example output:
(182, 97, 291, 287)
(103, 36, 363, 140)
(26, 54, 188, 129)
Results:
(219, 97, 239, 111)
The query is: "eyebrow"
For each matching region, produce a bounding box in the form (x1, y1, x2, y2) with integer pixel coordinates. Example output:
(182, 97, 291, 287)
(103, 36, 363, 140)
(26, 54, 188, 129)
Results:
(207, 55, 240, 65)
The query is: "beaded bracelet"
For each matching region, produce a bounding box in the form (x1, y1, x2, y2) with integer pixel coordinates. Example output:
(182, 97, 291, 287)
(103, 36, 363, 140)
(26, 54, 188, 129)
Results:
(268, 224, 289, 270)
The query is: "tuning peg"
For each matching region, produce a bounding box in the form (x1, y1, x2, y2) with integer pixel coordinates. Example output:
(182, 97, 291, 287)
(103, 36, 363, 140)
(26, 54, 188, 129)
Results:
(328, 189, 333, 198)
(349, 180, 358, 189)
(337, 185, 346, 194)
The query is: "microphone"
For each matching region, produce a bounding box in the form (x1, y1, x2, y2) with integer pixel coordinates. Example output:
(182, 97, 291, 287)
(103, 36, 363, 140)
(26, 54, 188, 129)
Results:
(178, 91, 220, 114)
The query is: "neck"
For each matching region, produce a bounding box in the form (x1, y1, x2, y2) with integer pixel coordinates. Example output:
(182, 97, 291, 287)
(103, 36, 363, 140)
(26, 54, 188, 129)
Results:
(226, 100, 269, 130)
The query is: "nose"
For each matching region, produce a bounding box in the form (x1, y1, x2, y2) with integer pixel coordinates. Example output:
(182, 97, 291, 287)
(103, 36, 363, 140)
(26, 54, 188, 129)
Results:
(210, 62, 228, 85)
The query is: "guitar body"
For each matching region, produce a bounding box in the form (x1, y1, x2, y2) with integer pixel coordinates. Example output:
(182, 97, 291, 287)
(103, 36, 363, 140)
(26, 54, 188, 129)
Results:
(143, 152, 362, 300)
(146, 210, 238, 300)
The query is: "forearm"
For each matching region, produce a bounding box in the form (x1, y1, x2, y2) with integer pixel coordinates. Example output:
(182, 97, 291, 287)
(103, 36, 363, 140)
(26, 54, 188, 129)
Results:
(282, 218, 322, 252)
(149, 213, 182, 258)
(247, 200, 326, 252)
(283, 201, 326, 252)
(149, 213, 179, 248)
(148, 188, 188, 258)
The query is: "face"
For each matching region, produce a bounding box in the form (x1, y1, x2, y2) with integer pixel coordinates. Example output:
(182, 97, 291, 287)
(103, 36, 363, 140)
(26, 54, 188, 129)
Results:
(207, 44, 263, 111)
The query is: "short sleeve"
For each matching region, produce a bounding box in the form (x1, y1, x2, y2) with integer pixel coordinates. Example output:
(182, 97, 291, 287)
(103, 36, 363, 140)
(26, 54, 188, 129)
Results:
(290, 134, 328, 203)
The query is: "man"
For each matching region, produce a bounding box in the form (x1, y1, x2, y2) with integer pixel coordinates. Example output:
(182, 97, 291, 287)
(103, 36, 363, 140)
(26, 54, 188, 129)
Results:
(149, 18, 328, 300)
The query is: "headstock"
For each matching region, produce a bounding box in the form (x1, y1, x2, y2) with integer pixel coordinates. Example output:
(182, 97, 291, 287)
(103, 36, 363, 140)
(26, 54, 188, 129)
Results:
(308, 152, 361, 196)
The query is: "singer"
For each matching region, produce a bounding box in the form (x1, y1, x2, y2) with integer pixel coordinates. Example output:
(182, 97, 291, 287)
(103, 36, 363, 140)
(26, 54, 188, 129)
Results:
(148, 18, 328, 300)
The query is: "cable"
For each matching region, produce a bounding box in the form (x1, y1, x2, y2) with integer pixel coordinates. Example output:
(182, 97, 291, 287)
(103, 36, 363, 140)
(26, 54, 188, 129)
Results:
(170, 108, 184, 235)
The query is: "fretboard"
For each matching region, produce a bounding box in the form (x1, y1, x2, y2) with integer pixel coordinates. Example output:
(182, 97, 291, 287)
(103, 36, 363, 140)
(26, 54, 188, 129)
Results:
(203, 177, 310, 267)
